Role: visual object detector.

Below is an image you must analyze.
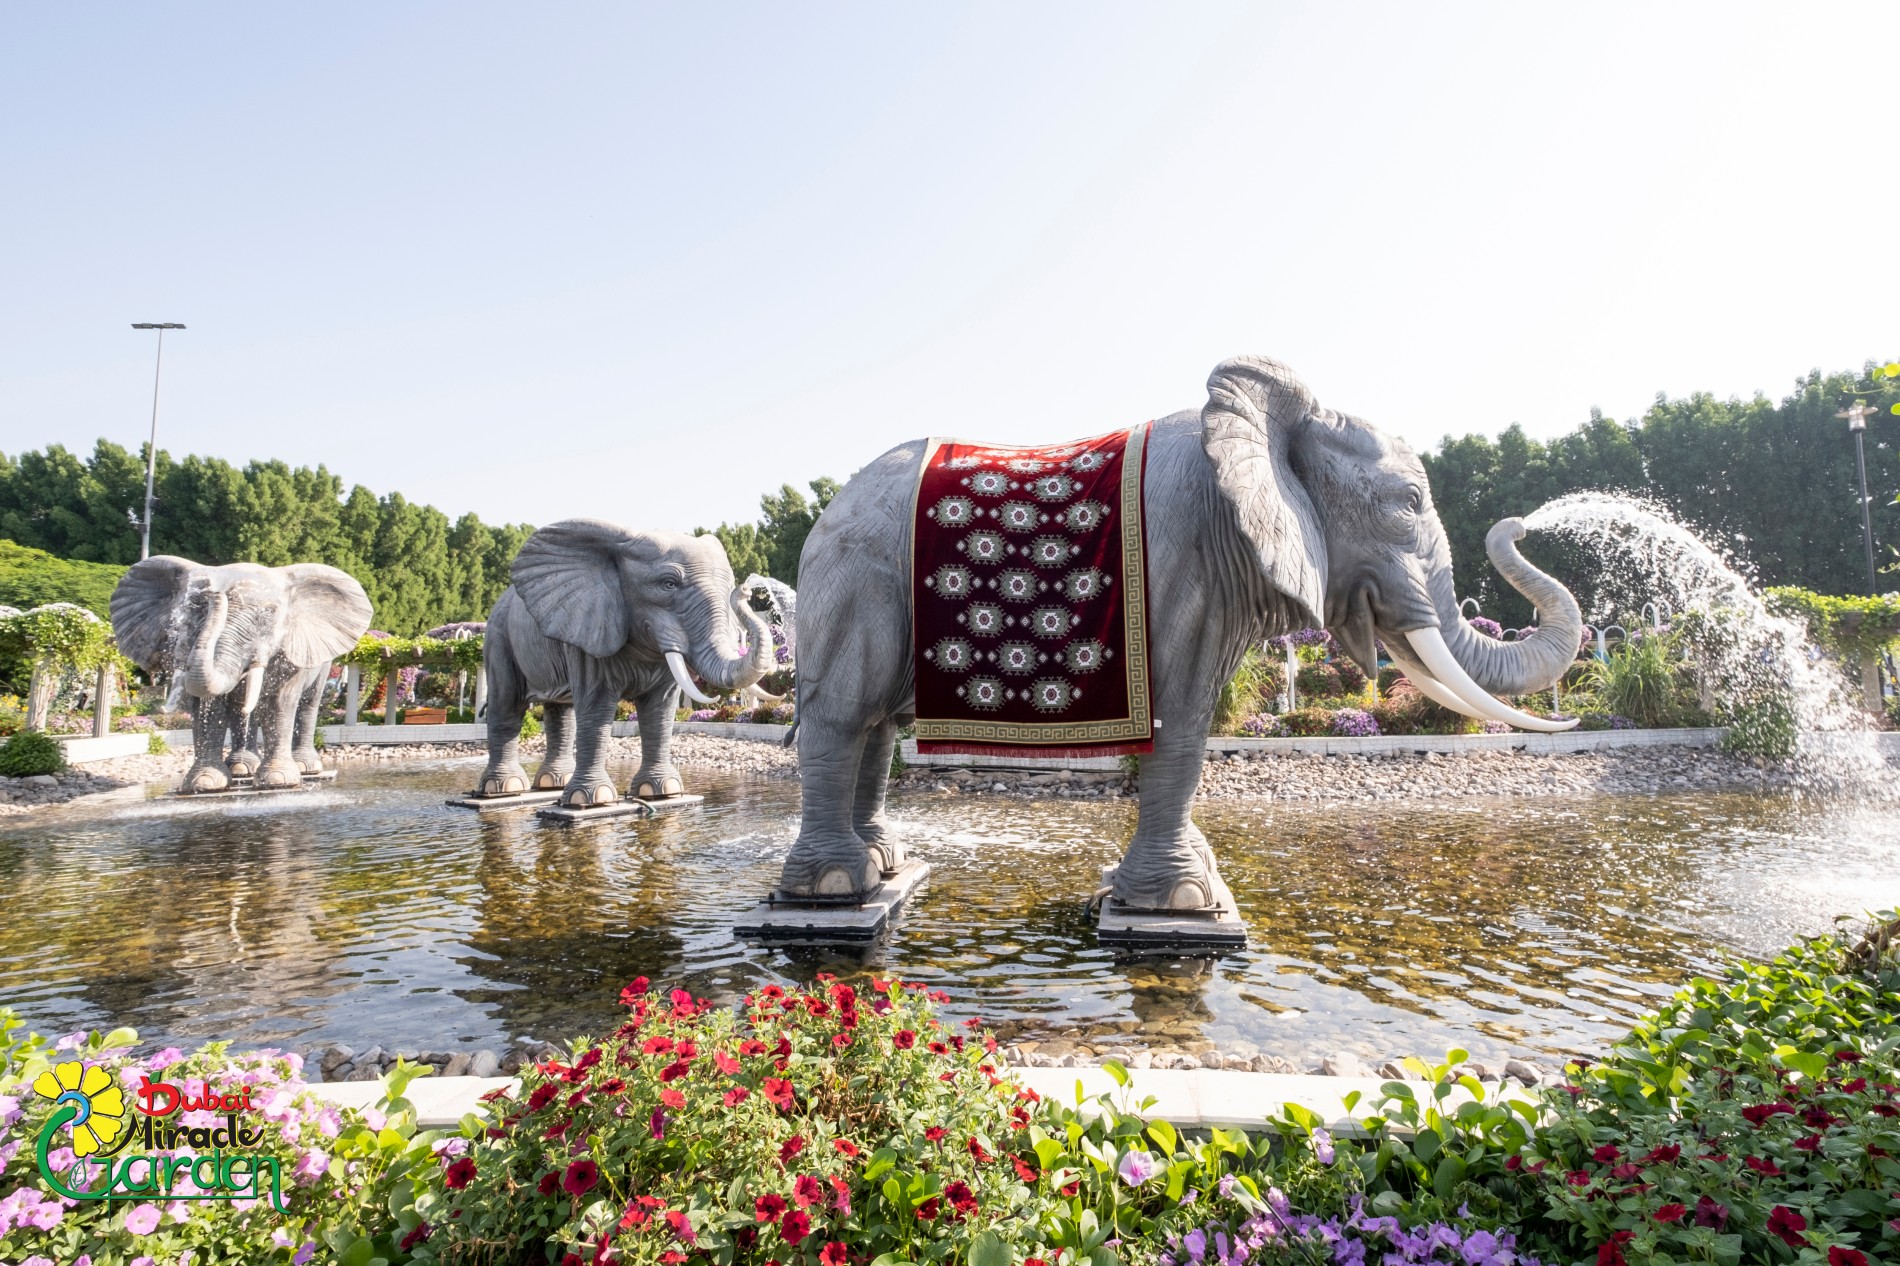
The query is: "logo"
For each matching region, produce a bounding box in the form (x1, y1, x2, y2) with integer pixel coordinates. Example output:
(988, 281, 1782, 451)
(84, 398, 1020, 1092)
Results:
(33, 1061, 288, 1211)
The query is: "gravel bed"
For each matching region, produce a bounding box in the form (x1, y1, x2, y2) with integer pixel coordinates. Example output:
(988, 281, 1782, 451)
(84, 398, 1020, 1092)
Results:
(0, 749, 191, 815)
(322, 733, 799, 777)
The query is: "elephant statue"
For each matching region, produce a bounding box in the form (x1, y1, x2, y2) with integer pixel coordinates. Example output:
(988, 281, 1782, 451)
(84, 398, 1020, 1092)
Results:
(475, 520, 777, 808)
(110, 558, 374, 792)
(781, 355, 1582, 906)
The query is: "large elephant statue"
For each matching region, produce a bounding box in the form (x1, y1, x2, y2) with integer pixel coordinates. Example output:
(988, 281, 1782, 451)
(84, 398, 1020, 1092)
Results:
(475, 520, 777, 808)
(111, 558, 374, 792)
(782, 355, 1582, 905)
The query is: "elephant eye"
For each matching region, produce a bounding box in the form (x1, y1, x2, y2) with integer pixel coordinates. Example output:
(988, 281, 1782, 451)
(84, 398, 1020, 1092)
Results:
(1407, 487, 1424, 514)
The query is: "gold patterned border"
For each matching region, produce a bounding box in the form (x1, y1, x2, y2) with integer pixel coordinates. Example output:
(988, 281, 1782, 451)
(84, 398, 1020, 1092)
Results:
(913, 424, 1153, 746)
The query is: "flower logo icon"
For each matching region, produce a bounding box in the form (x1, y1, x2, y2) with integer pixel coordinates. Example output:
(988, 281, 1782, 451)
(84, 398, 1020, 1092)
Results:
(32, 1061, 128, 1157)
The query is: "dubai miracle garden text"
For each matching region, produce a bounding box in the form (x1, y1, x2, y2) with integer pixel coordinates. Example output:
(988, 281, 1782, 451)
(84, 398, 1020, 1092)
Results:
(33, 1060, 290, 1211)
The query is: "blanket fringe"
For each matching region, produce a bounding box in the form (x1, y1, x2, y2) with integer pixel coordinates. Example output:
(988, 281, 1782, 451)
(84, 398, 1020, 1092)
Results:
(914, 741, 1152, 760)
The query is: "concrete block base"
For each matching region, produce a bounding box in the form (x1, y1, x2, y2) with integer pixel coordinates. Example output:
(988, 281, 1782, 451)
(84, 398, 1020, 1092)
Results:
(168, 781, 317, 800)
(734, 859, 930, 945)
(444, 790, 564, 812)
(535, 794, 705, 826)
(1096, 865, 1247, 952)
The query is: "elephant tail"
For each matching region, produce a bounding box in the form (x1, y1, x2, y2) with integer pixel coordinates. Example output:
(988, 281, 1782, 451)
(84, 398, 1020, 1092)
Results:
(783, 719, 798, 748)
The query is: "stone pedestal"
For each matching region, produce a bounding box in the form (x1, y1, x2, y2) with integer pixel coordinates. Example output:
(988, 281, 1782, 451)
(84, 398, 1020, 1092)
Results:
(1095, 864, 1247, 952)
(734, 859, 930, 945)
(445, 789, 564, 812)
(535, 794, 705, 827)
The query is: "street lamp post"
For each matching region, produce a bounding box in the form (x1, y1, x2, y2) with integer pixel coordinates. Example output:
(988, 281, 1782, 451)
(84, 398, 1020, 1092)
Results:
(1836, 401, 1879, 596)
(130, 322, 185, 559)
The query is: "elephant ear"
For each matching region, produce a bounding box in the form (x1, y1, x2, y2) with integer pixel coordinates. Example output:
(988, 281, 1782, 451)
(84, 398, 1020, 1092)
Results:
(281, 565, 374, 668)
(1200, 356, 1328, 629)
(110, 555, 202, 669)
(510, 519, 637, 658)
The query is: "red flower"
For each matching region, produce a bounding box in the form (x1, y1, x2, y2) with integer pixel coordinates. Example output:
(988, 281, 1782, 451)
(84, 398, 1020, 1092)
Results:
(928, 1041, 950, 1055)
(619, 975, 649, 1003)
(968, 1137, 994, 1163)
(1767, 1205, 1808, 1248)
(649, 1107, 667, 1140)
(893, 1030, 917, 1050)
(676, 1040, 698, 1059)
(1013, 1154, 1039, 1182)
(1794, 1134, 1823, 1153)
(794, 1174, 823, 1207)
(1842, 1077, 1868, 1094)
(642, 1036, 674, 1055)
(916, 1196, 941, 1220)
(1026, 1260, 1047, 1266)
(1596, 1231, 1633, 1266)
(659, 1254, 686, 1265)
(833, 1138, 861, 1158)
(566, 1088, 588, 1109)
(763, 1077, 796, 1109)
(659, 1058, 692, 1082)
(820, 1244, 848, 1266)
(780, 1135, 806, 1163)
(1566, 1170, 1592, 1187)
(829, 1173, 851, 1212)
(723, 1086, 751, 1107)
(1059, 1180, 1079, 1197)
(740, 1038, 769, 1056)
(536, 1171, 560, 1196)
(780, 1209, 811, 1244)
(756, 1192, 787, 1222)
(562, 1256, 583, 1266)
(1801, 1106, 1839, 1128)
(1693, 1196, 1728, 1229)
(1828, 1249, 1869, 1266)
(528, 1083, 559, 1111)
(759, 984, 786, 1000)
(1653, 1203, 1685, 1223)
(1746, 1156, 1784, 1176)
(664, 1208, 696, 1244)
(1640, 1144, 1680, 1164)
(444, 1157, 477, 1190)
(575, 1048, 603, 1072)
(1504, 1155, 1522, 1171)
(715, 1050, 742, 1075)
(1743, 1101, 1795, 1125)
(1591, 1144, 1621, 1163)
(564, 1159, 599, 1196)
(1833, 1049, 1864, 1063)
(1609, 1163, 1640, 1180)
(543, 1117, 572, 1141)
(945, 1181, 978, 1214)
(661, 1088, 686, 1109)
(599, 1078, 626, 1095)
(400, 1222, 432, 1250)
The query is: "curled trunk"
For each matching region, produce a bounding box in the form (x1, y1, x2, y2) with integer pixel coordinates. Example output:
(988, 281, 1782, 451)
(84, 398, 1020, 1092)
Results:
(689, 589, 777, 694)
(183, 590, 240, 698)
(1432, 518, 1582, 696)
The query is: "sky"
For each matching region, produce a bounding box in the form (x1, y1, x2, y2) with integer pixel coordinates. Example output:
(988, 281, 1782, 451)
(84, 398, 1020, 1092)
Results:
(2, 3, 1895, 534)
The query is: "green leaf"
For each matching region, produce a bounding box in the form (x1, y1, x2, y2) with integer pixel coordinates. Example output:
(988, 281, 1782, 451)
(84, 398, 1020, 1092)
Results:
(1145, 1118, 1178, 1156)
(967, 1230, 1011, 1266)
(1432, 1154, 1467, 1202)
(98, 1026, 139, 1050)
(340, 1237, 375, 1266)
(1101, 1058, 1129, 1087)
(1034, 1137, 1065, 1170)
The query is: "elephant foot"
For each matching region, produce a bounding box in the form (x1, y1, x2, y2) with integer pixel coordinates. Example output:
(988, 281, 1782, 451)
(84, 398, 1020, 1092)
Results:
(182, 763, 230, 794)
(630, 765, 684, 801)
(1108, 845, 1222, 913)
(533, 764, 574, 791)
(857, 822, 906, 875)
(777, 837, 881, 900)
(561, 777, 620, 808)
(478, 764, 531, 797)
(293, 748, 324, 775)
(227, 749, 260, 779)
(255, 761, 303, 789)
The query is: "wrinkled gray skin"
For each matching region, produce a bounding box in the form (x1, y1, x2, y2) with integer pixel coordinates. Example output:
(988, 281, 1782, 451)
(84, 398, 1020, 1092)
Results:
(784, 356, 1583, 905)
(111, 558, 373, 792)
(478, 521, 775, 808)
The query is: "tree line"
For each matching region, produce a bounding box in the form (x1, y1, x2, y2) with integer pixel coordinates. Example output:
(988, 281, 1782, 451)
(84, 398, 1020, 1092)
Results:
(4, 357, 1892, 634)
(0, 441, 533, 634)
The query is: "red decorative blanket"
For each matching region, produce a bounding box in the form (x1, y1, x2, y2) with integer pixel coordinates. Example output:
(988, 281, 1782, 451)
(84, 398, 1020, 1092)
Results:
(911, 425, 1153, 757)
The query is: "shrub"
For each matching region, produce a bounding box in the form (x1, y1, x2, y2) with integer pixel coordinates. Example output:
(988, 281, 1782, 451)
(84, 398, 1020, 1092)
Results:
(0, 729, 63, 776)
(1377, 665, 1405, 694)
(1277, 707, 1337, 737)
(1216, 648, 1280, 733)
(1329, 707, 1380, 738)
(1368, 681, 1480, 737)
(1333, 655, 1367, 695)
(1721, 693, 1796, 759)
(1295, 661, 1341, 699)
(520, 706, 543, 741)
(146, 731, 168, 755)
(1238, 712, 1284, 738)
(1579, 631, 1694, 727)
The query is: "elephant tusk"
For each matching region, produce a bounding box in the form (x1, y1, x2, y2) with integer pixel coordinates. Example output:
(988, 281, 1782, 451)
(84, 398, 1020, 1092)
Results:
(1397, 663, 1494, 722)
(240, 664, 265, 715)
(1403, 629, 1578, 733)
(665, 651, 718, 705)
(748, 683, 785, 705)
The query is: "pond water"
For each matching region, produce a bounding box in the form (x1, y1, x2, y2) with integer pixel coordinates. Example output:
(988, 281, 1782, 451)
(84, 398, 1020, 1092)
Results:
(2, 757, 1896, 1069)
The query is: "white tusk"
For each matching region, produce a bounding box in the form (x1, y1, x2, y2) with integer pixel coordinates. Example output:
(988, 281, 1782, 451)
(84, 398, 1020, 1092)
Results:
(1401, 665, 1492, 721)
(665, 651, 717, 705)
(749, 685, 785, 704)
(240, 664, 265, 715)
(1403, 629, 1578, 732)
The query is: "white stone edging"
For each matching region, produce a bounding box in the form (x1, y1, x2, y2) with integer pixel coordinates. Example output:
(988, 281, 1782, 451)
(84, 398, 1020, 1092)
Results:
(305, 1068, 1512, 1134)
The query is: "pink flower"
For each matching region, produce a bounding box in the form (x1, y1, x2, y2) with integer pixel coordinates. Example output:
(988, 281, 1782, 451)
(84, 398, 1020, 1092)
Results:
(124, 1202, 162, 1234)
(291, 1149, 328, 1185)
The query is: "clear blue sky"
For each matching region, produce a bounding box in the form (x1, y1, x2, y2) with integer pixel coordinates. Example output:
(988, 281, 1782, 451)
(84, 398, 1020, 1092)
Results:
(2, 3, 1894, 533)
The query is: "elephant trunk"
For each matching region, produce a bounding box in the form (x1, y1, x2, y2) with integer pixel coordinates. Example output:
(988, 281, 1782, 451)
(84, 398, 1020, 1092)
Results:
(688, 588, 777, 694)
(182, 590, 240, 698)
(1432, 518, 1583, 697)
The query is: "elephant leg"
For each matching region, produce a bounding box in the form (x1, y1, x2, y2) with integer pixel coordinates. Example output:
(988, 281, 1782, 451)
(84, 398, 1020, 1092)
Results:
(779, 714, 880, 898)
(559, 653, 620, 808)
(291, 667, 325, 773)
(852, 719, 903, 874)
(629, 683, 684, 800)
(254, 662, 308, 788)
(226, 698, 259, 779)
(534, 702, 576, 789)
(1113, 716, 1223, 911)
(182, 694, 232, 793)
(477, 642, 532, 797)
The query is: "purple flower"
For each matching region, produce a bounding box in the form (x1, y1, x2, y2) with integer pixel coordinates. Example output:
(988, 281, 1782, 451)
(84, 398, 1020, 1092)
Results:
(1239, 713, 1283, 738)
(1329, 708, 1381, 738)
(1117, 1148, 1160, 1186)
(1310, 1128, 1335, 1165)
(1469, 617, 1504, 640)
(124, 1202, 161, 1234)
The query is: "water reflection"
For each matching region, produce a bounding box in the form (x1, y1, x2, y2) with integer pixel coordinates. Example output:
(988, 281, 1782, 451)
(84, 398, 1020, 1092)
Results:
(1, 759, 1894, 1067)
